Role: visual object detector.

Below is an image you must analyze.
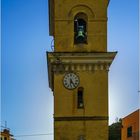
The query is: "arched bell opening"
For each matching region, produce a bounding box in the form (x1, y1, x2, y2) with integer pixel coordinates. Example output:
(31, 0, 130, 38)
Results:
(74, 13, 88, 44)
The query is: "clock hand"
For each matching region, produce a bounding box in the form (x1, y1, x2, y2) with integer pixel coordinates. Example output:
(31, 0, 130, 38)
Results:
(70, 79, 74, 86)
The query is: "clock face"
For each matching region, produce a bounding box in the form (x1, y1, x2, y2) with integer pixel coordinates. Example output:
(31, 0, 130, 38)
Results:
(63, 73, 79, 90)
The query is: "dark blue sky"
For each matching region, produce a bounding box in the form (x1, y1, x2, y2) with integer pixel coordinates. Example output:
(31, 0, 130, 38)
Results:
(1, 0, 139, 140)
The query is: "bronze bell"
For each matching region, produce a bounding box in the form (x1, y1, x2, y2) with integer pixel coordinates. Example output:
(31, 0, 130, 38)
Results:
(76, 26, 86, 43)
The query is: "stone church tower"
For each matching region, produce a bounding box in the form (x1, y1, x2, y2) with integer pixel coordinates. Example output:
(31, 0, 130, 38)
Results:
(47, 0, 116, 139)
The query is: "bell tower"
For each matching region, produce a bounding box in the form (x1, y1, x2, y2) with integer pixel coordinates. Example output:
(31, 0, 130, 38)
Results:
(47, 0, 117, 140)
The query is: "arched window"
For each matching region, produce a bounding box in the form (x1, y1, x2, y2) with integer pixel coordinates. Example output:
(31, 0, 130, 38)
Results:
(77, 87, 84, 108)
(74, 13, 87, 44)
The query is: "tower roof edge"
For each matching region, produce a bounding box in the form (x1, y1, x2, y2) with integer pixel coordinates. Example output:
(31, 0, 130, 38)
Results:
(48, 0, 54, 36)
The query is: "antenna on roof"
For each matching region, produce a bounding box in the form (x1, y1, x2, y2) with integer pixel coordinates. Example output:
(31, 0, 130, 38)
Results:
(5, 121, 7, 128)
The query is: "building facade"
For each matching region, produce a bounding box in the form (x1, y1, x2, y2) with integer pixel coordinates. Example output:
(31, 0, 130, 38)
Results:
(0, 129, 14, 140)
(47, 0, 116, 140)
(121, 109, 139, 140)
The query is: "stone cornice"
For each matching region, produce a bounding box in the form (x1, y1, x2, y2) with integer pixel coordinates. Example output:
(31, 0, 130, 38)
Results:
(48, 52, 116, 72)
(54, 116, 108, 121)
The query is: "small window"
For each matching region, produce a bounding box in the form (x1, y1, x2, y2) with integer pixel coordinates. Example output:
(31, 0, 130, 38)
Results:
(78, 135, 85, 140)
(127, 126, 132, 137)
(77, 87, 84, 108)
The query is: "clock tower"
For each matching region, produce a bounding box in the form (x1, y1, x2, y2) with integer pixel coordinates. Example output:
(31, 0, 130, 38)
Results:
(47, 0, 117, 140)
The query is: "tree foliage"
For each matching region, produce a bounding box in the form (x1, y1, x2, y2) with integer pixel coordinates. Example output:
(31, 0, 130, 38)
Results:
(109, 118, 122, 140)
